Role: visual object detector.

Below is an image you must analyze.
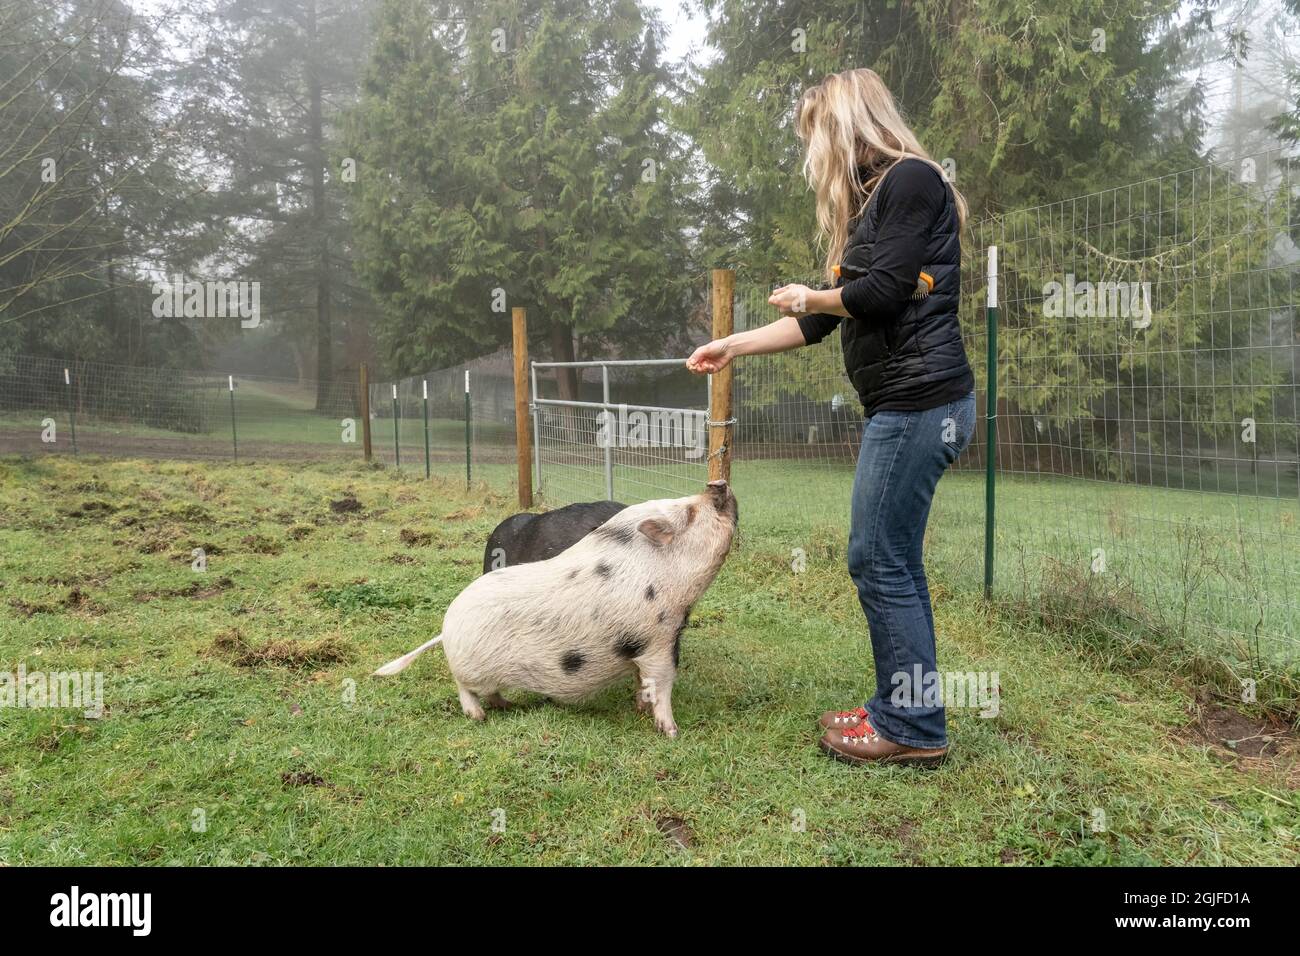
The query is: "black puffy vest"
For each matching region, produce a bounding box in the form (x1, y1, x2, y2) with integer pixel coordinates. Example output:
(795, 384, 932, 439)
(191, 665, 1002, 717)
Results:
(837, 160, 971, 415)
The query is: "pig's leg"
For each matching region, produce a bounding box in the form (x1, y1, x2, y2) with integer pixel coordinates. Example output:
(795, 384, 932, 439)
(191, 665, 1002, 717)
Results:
(634, 676, 653, 714)
(635, 654, 678, 738)
(456, 683, 486, 721)
(483, 692, 512, 710)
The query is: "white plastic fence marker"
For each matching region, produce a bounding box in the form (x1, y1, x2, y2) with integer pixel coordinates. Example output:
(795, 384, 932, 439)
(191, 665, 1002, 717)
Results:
(391, 383, 400, 468)
(228, 375, 238, 462)
(464, 370, 471, 489)
(422, 378, 430, 479)
(987, 244, 998, 308)
(64, 368, 77, 455)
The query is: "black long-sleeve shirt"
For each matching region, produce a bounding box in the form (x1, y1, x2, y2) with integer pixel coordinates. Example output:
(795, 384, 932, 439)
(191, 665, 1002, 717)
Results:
(796, 159, 949, 345)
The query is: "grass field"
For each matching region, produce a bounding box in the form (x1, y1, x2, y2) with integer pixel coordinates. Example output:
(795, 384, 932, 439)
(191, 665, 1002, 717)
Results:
(0, 454, 1296, 865)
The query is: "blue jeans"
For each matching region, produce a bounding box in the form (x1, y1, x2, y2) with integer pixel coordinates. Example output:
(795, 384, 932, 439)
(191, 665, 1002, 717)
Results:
(846, 391, 976, 749)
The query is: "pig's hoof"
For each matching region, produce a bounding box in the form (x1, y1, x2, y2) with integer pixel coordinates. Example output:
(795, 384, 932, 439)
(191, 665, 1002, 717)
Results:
(457, 686, 486, 720)
(657, 721, 679, 738)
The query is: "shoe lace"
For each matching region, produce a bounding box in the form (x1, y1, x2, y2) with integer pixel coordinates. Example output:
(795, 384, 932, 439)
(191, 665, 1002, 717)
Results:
(843, 715, 878, 739)
(836, 706, 868, 721)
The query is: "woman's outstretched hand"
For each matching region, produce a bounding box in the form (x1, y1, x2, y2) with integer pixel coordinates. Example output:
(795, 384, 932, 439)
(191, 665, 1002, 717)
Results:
(686, 339, 731, 374)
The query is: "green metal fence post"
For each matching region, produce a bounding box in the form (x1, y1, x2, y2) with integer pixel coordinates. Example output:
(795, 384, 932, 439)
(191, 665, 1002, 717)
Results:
(464, 370, 471, 490)
(64, 367, 78, 457)
(983, 245, 998, 600)
(391, 384, 400, 469)
(422, 379, 431, 479)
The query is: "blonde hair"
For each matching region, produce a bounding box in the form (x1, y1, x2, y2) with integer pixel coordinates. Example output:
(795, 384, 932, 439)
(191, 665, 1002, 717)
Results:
(795, 68, 968, 282)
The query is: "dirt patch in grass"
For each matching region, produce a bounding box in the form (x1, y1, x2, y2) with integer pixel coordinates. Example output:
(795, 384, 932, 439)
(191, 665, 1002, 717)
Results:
(286, 524, 314, 540)
(387, 553, 414, 565)
(281, 770, 328, 788)
(239, 533, 282, 555)
(210, 628, 350, 669)
(61, 500, 117, 519)
(283, 775, 330, 790)
(164, 503, 214, 525)
(22, 571, 115, 588)
(135, 576, 234, 602)
(184, 540, 223, 556)
(34, 730, 66, 753)
(9, 598, 54, 617)
(7, 588, 104, 617)
(654, 814, 694, 850)
(442, 506, 482, 521)
(329, 494, 362, 514)
(61, 587, 106, 616)
(399, 528, 432, 547)
(133, 523, 202, 555)
(1176, 691, 1297, 762)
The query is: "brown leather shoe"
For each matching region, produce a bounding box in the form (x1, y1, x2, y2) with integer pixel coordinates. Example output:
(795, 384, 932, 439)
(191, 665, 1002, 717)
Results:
(819, 718, 948, 768)
(818, 705, 869, 730)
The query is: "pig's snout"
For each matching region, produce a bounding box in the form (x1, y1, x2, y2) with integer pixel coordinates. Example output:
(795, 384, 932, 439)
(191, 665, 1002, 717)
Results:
(706, 479, 737, 522)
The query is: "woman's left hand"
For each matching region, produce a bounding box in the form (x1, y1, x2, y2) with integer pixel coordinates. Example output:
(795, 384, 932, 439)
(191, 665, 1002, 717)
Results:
(768, 284, 818, 317)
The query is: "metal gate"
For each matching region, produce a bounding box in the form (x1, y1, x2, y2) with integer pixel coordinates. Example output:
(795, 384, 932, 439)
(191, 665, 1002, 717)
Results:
(530, 358, 712, 506)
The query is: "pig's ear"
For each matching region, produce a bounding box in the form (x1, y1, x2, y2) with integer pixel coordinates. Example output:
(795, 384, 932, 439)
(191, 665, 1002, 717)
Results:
(637, 517, 675, 547)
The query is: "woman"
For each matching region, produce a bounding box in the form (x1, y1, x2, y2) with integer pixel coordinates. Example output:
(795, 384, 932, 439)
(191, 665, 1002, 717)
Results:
(687, 68, 975, 767)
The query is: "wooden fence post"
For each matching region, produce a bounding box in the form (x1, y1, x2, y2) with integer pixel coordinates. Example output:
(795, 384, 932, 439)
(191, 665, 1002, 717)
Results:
(359, 363, 372, 461)
(512, 307, 533, 508)
(708, 268, 735, 483)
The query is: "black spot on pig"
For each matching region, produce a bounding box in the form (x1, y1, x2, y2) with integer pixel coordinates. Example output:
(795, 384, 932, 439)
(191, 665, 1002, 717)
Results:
(594, 561, 612, 579)
(566, 569, 578, 581)
(672, 609, 692, 668)
(560, 651, 586, 674)
(644, 584, 655, 601)
(616, 635, 647, 660)
(656, 610, 666, 624)
(595, 524, 635, 545)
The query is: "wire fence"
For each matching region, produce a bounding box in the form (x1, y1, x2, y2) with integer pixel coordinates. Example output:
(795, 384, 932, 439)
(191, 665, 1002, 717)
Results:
(0, 354, 361, 461)
(0, 351, 515, 475)
(368, 353, 517, 488)
(531, 359, 711, 506)
(973, 146, 1299, 675)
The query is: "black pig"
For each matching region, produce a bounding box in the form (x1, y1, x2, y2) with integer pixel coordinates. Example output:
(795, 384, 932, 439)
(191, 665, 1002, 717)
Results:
(482, 500, 627, 573)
